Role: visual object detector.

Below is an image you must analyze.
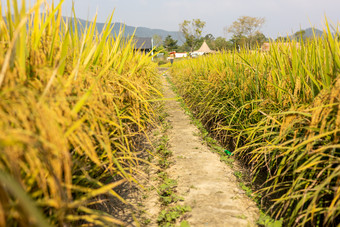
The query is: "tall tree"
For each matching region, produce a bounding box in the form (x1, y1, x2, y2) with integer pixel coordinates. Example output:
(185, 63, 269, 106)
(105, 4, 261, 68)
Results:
(250, 31, 267, 48)
(152, 34, 163, 47)
(214, 37, 233, 51)
(179, 19, 206, 51)
(204, 34, 215, 50)
(163, 35, 178, 51)
(226, 16, 265, 49)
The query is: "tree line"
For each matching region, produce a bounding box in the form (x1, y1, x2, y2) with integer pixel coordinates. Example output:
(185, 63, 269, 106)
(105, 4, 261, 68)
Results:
(154, 16, 268, 53)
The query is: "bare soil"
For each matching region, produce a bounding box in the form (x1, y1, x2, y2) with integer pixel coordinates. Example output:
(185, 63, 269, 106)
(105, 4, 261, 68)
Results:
(159, 71, 260, 226)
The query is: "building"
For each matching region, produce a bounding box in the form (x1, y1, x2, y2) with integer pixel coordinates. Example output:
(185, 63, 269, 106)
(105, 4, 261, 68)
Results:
(133, 37, 153, 53)
(166, 52, 188, 61)
(174, 52, 188, 58)
(261, 42, 270, 51)
(261, 42, 300, 52)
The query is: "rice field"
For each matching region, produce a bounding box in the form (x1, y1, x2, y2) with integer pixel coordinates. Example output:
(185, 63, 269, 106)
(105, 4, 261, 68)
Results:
(0, 0, 162, 226)
(1, 0, 340, 226)
(170, 22, 340, 226)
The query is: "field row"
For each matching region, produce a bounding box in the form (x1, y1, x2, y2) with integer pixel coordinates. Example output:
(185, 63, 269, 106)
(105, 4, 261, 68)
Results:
(0, 1, 162, 226)
(170, 25, 340, 226)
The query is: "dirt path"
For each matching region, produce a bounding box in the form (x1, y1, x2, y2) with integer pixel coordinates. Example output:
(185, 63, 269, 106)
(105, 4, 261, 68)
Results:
(162, 73, 259, 226)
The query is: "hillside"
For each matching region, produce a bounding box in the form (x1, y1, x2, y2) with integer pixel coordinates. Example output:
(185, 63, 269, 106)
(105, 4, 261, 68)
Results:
(3, 15, 185, 44)
(289, 27, 326, 39)
(73, 17, 185, 44)
(304, 27, 324, 37)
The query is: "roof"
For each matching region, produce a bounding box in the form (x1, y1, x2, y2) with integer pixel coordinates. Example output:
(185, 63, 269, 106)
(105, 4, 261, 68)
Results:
(261, 42, 300, 51)
(261, 42, 270, 51)
(133, 37, 152, 50)
(195, 41, 214, 53)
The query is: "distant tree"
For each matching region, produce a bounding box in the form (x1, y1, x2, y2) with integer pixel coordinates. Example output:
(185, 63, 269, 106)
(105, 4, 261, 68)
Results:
(293, 29, 306, 41)
(275, 36, 288, 42)
(176, 45, 187, 53)
(152, 34, 163, 47)
(205, 34, 215, 41)
(163, 35, 178, 51)
(226, 16, 265, 49)
(204, 33, 215, 49)
(155, 45, 166, 53)
(227, 16, 265, 39)
(179, 19, 206, 51)
(214, 37, 233, 51)
(182, 35, 196, 52)
(179, 42, 193, 52)
(250, 31, 267, 48)
(229, 34, 247, 50)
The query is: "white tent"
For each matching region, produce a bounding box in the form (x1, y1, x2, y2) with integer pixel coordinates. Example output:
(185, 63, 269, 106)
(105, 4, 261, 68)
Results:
(196, 41, 214, 53)
(191, 41, 215, 56)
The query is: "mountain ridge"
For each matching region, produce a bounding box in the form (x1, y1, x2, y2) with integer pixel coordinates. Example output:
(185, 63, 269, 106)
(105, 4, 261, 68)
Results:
(290, 27, 328, 39)
(72, 17, 185, 44)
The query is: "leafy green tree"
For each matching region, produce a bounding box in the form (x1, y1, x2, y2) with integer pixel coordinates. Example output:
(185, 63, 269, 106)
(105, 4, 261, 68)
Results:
(204, 34, 215, 50)
(214, 37, 233, 51)
(229, 34, 247, 50)
(250, 31, 267, 48)
(226, 16, 265, 49)
(205, 34, 215, 41)
(179, 19, 206, 51)
(275, 36, 288, 42)
(293, 29, 306, 41)
(163, 35, 178, 51)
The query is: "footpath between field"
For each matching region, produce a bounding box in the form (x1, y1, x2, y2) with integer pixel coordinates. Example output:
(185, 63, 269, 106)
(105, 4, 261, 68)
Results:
(147, 70, 260, 226)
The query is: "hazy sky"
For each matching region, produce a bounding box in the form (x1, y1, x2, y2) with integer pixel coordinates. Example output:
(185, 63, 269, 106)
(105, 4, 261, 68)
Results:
(6, 0, 340, 38)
